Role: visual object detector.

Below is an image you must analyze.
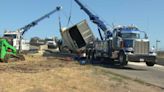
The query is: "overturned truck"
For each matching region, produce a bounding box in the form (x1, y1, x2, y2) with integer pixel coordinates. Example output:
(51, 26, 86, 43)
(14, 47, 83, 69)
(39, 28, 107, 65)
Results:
(60, 20, 95, 54)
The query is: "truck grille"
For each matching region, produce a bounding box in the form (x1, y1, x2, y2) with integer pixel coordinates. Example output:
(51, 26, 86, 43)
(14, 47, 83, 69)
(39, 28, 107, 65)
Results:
(134, 40, 149, 54)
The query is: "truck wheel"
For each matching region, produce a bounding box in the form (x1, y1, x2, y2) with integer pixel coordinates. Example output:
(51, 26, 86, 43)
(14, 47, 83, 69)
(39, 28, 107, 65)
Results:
(86, 50, 92, 63)
(146, 62, 155, 66)
(118, 52, 128, 66)
(90, 51, 96, 64)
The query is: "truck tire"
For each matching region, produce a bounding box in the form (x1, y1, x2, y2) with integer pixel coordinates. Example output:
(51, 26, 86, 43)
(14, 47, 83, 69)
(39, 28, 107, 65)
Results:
(118, 51, 128, 66)
(146, 62, 155, 66)
(86, 50, 90, 60)
(90, 51, 96, 64)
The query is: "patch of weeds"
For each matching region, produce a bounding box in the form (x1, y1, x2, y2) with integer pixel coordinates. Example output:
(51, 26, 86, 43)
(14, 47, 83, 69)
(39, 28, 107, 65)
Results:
(111, 76, 123, 82)
(71, 86, 78, 89)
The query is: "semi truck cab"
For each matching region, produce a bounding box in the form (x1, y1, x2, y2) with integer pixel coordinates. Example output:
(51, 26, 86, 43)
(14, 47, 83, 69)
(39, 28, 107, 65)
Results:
(113, 25, 156, 66)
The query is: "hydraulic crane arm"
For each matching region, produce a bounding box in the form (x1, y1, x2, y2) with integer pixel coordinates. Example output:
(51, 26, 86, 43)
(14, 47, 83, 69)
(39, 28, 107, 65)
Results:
(74, 0, 112, 39)
(17, 6, 61, 52)
(19, 6, 62, 36)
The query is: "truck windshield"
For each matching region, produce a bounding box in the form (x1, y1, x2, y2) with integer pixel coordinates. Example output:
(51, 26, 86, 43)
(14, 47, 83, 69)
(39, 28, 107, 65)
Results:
(45, 39, 53, 41)
(4, 34, 17, 38)
(122, 33, 140, 39)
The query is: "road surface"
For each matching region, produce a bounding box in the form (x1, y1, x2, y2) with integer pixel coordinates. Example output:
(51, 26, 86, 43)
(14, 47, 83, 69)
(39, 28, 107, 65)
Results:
(97, 62, 164, 89)
(157, 58, 164, 66)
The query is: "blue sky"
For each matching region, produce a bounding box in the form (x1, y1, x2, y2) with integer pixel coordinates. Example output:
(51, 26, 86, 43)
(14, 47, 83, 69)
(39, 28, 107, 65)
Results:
(0, 0, 164, 49)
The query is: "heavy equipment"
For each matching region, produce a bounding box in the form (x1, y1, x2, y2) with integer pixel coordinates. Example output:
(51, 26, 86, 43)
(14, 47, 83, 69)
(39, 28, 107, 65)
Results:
(74, 0, 156, 66)
(3, 6, 62, 52)
(0, 38, 25, 62)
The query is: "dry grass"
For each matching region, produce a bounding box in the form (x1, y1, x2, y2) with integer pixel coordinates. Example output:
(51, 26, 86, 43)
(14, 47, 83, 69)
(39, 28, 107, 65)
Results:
(0, 54, 162, 92)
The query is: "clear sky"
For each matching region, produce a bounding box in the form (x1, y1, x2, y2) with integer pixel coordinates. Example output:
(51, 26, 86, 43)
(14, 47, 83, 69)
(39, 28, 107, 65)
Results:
(0, 0, 164, 49)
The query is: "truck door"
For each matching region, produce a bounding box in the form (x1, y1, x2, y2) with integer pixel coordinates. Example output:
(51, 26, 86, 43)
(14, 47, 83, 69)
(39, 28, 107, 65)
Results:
(112, 29, 122, 50)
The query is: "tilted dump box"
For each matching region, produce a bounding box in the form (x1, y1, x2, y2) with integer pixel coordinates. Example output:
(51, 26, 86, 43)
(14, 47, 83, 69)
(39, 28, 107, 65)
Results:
(61, 20, 95, 52)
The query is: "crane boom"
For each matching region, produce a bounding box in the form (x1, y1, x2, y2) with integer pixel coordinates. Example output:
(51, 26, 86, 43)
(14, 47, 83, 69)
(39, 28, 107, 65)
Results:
(14, 6, 61, 52)
(20, 6, 62, 35)
(74, 0, 112, 39)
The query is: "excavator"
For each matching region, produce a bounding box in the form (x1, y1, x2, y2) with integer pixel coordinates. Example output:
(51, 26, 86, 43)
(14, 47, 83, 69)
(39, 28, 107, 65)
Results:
(0, 38, 25, 62)
(1, 6, 62, 62)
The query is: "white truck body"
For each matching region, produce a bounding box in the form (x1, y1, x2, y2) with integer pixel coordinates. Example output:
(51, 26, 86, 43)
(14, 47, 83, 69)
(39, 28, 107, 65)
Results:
(3, 30, 30, 51)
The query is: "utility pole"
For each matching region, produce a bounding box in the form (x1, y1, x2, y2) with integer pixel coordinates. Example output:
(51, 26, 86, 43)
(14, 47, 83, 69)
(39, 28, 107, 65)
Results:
(156, 40, 160, 52)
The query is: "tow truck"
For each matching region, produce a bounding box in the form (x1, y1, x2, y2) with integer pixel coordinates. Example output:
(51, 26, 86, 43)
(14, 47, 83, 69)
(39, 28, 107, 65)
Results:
(74, 0, 156, 66)
(3, 6, 62, 52)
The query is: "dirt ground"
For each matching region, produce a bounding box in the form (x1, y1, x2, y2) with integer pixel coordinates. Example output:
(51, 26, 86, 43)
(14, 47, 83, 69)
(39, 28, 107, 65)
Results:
(0, 54, 163, 92)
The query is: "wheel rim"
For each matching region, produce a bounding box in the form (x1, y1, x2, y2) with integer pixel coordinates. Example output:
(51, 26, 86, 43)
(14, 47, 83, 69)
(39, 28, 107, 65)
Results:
(119, 54, 123, 63)
(93, 52, 96, 59)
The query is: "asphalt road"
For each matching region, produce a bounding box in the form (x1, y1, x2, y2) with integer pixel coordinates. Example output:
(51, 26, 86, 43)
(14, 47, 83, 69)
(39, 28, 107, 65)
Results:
(97, 62, 164, 89)
(157, 58, 164, 66)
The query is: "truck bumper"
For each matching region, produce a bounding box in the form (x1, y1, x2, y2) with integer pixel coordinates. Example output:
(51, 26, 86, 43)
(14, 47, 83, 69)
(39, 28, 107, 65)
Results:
(127, 54, 156, 63)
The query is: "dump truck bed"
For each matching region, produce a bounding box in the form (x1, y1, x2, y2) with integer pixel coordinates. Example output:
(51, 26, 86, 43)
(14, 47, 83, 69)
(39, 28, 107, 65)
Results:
(61, 20, 95, 52)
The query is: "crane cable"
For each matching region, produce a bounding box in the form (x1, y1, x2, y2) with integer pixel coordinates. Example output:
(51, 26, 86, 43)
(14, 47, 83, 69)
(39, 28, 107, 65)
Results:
(98, 27, 103, 40)
(57, 9, 62, 31)
(57, 0, 73, 28)
(67, 0, 73, 26)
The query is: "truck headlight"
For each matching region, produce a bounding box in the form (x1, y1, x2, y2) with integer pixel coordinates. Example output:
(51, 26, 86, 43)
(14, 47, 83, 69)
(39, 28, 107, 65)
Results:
(82, 53, 86, 57)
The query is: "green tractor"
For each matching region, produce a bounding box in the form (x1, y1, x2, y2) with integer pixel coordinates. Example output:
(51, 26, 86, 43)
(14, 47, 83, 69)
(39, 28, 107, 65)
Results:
(0, 38, 25, 62)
